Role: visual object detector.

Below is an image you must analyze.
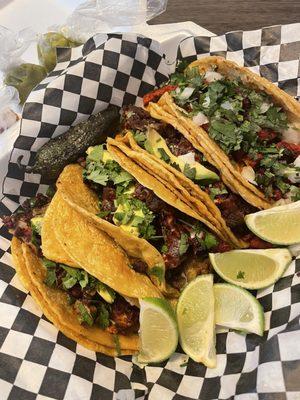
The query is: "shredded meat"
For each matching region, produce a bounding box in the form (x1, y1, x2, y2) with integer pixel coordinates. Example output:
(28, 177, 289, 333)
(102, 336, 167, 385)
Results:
(121, 105, 162, 132)
(257, 129, 279, 143)
(161, 125, 199, 158)
(216, 194, 256, 228)
(134, 183, 165, 212)
(109, 297, 139, 335)
(101, 187, 116, 222)
(277, 141, 300, 158)
(1, 193, 50, 244)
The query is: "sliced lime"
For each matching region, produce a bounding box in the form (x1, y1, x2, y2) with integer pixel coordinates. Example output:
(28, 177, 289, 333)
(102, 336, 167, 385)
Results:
(176, 274, 216, 368)
(137, 298, 178, 364)
(245, 201, 300, 245)
(209, 249, 291, 289)
(214, 283, 264, 336)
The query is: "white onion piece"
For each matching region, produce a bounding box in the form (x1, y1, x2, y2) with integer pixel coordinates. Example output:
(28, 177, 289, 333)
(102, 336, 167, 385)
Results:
(221, 100, 233, 111)
(192, 111, 209, 126)
(204, 71, 223, 83)
(260, 102, 271, 113)
(282, 126, 300, 144)
(178, 152, 196, 164)
(178, 87, 195, 100)
(241, 166, 257, 185)
(294, 155, 300, 167)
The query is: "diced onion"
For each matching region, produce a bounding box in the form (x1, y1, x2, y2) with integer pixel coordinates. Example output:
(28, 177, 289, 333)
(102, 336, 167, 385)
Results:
(204, 71, 223, 83)
(241, 166, 257, 185)
(221, 100, 233, 111)
(192, 111, 209, 126)
(260, 102, 271, 113)
(282, 126, 300, 144)
(178, 87, 195, 100)
(293, 155, 300, 167)
(178, 152, 196, 164)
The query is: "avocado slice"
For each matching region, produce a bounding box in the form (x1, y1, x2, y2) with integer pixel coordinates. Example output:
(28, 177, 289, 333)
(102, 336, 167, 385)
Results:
(97, 282, 115, 304)
(145, 128, 219, 182)
(31, 216, 43, 235)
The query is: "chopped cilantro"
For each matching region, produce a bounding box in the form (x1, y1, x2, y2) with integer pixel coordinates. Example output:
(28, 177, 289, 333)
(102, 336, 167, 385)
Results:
(96, 303, 110, 329)
(203, 232, 218, 250)
(83, 145, 133, 192)
(43, 258, 57, 287)
(179, 233, 189, 256)
(76, 301, 94, 326)
(209, 186, 228, 200)
(161, 244, 168, 254)
(44, 268, 57, 287)
(158, 147, 171, 162)
(236, 271, 245, 279)
(183, 163, 196, 180)
(97, 210, 111, 218)
(132, 130, 147, 146)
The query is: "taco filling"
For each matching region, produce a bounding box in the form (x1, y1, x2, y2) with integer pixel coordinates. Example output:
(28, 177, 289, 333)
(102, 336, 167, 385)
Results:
(120, 105, 272, 249)
(3, 193, 139, 336)
(145, 65, 300, 203)
(81, 143, 227, 285)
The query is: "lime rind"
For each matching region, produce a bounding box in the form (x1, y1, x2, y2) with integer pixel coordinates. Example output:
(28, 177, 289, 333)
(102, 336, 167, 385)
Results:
(137, 297, 178, 364)
(209, 249, 292, 290)
(245, 202, 300, 245)
(176, 274, 216, 368)
(214, 283, 264, 336)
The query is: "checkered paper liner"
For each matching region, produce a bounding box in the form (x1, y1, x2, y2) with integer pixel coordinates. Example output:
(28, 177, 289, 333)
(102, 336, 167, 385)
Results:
(1, 25, 300, 400)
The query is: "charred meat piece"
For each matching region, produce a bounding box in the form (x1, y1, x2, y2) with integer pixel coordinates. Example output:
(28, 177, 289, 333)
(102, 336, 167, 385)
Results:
(216, 194, 256, 228)
(101, 186, 116, 222)
(160, 125, 198, 158)
(109, 297, 139, 335)
(134, 183, 165, 213)
(160, 209, 189, 269)
(1, 193, 50, 244)
(242, 233, 273, 249)
(121, 105, 163, 132)
(131, 258, 148, 274)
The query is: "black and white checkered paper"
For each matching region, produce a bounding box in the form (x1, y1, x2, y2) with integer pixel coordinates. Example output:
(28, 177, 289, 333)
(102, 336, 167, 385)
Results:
(1, 25, 300, 400)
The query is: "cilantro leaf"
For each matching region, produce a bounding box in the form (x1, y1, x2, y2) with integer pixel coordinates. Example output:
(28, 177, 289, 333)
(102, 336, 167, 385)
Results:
(183, 163, 196, 180)
(203, 232, 218, 250)
(179, 233, 189, 256)
(44, 268, 57, 287)
(133, 131, 147, 146)
(96, 303, 110, 329)
(158, 148, 171, 162)
(75, 301, 94, 326)
(236, 271, 245, 279)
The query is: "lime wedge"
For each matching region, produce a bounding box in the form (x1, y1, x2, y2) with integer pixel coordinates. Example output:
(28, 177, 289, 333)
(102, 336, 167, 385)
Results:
(209, 249, 291, 289)
(137, 298, 178, 364)
(176, 274, 216, 368)
(245, 201, 300, 245)
(214, 283, 264, 336)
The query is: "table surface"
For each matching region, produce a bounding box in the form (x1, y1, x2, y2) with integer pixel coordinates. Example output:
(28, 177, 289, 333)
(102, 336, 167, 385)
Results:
(152, 0, 300, 34)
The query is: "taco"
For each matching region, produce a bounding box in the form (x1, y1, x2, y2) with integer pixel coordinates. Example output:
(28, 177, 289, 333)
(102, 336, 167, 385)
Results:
(145, 56, 300, 210)
(61, 144, 238, 292)
(114, 105, 273, 249)
(6, 189, 163, 356)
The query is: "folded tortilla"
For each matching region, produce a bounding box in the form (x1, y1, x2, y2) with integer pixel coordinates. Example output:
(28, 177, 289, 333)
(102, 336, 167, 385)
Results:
(146, 56, 300, 210)
(109, 133, 246, 249)
(11, 237, 138, 356)
(43, 191, 162, 299)
(53, 164, 166, 293)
